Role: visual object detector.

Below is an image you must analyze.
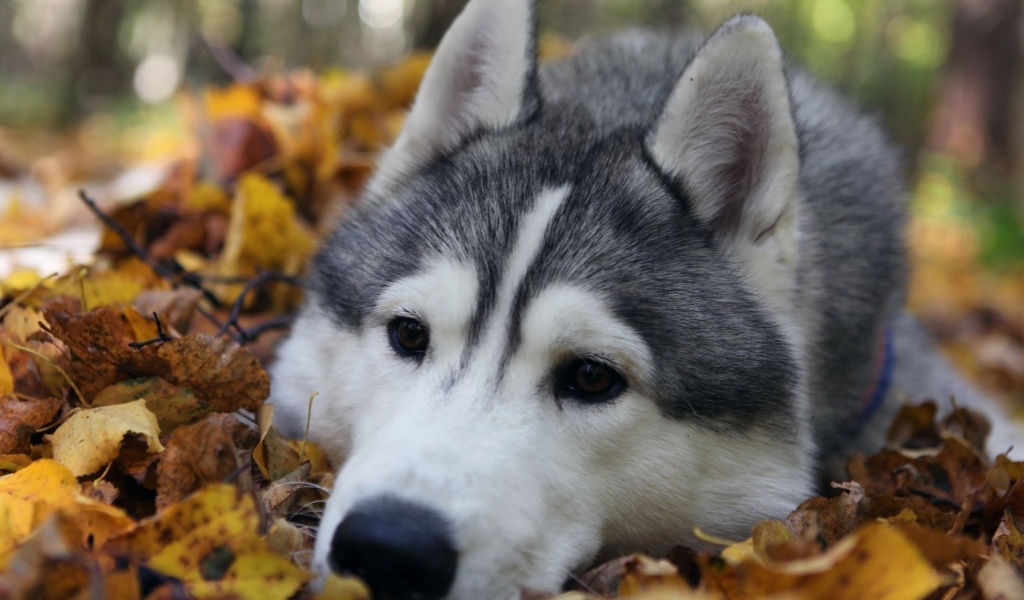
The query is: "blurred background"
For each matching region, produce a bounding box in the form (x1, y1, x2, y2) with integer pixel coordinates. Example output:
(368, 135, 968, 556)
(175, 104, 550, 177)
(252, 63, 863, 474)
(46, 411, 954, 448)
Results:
(0, 0, 1022, 399)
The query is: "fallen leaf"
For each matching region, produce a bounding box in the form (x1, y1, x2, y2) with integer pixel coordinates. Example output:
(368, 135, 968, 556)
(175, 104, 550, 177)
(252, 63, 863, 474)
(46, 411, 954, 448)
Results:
(254, 403, 300, 481)
(0, 346, 13, 395)
(108, 483, 309, 600)
(704, 523, 943, 600)
(92, 377, 211, 429)
(156, 414, 241, 510)
(784, 481, 864, 548)
(51, 399, 164, 477)
(316, 574, 372, 600)
(0, 394, 61, 455)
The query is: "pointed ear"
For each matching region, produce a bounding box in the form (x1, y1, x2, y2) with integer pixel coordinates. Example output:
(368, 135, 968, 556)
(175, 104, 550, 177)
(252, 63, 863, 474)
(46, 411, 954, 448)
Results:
(648, 15, 799, 248)
(375, 0, 538, 183)
(649, 16, 802, 333)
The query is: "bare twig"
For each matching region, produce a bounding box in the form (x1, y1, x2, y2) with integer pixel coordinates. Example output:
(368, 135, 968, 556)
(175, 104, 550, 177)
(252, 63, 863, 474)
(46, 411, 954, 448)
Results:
(78, 190, 176, 281)
(77, 189, 223, 308)
(216, 270, 302, 339)
(128, 312, 174, 348)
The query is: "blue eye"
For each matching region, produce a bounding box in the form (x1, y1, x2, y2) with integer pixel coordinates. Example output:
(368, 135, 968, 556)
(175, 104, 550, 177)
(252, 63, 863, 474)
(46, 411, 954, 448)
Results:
(389, 317, 429, 359)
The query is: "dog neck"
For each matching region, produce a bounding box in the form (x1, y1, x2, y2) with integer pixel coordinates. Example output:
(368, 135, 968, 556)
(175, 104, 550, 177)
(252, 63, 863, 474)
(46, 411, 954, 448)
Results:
(855, 328, 894, 428)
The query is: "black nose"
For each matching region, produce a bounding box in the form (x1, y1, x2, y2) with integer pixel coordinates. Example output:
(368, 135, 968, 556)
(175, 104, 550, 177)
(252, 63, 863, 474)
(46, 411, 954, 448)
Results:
(329, 497, 458, 600)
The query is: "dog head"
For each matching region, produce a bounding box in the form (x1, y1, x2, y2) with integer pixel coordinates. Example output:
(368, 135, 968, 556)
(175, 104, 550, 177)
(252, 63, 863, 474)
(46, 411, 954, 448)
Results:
(271, 1, 816, 597)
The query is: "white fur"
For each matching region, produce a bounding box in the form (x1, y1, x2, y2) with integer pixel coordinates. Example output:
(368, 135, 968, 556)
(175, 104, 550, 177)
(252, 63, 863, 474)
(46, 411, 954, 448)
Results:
(371, 0, 533, 191)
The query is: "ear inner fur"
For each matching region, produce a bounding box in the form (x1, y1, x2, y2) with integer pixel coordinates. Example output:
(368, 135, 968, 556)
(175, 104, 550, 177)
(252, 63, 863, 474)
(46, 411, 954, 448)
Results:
(371, 0, 540, 191)
(647, 15, 800, 247)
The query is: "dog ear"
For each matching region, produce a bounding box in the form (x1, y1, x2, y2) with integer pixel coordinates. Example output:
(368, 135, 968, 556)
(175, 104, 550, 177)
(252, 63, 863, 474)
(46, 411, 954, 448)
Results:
(374, 0, 538, 184)
(648, 15, 801, 317)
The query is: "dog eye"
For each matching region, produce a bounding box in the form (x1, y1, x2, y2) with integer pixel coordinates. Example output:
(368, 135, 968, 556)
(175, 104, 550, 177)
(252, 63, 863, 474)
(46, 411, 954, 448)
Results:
(389, 317, 429, 358)
(556, 359, 626, 403)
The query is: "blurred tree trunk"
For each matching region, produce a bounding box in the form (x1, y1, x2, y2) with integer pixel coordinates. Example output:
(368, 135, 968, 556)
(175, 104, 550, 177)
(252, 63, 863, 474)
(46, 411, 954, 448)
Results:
(930, 0, 1023, 179)
(59, 0, 132, 126)
(413, 0, 470, 49)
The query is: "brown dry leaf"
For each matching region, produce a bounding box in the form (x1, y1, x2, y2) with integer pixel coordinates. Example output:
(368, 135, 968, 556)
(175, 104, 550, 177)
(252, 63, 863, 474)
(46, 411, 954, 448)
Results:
(616, 555, 695, 596)
(81, 479, 119, 505)
(894, 523, 984, 569)
(254, 403, 301, 480)
(993, 477, 1024, 568)
(43, 299, 270, 412)
(51, 399, 164, 477)
(265, 517, 312, 565)
(784, 481, 864, 548)
(133, 288, 204, 334)
(259, 462, 317, 518)
(0, 395, 61, 455)
(156, 414, 241, 510)
(887, 402, 942, 448)
(40, 297, 139, 397)
(151, 333, 269, 412)
(704, 522, 943, 600)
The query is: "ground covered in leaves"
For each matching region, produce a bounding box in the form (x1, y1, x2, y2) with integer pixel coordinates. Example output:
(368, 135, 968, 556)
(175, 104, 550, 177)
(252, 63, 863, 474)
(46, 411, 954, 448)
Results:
(1, 54, 1024, 600)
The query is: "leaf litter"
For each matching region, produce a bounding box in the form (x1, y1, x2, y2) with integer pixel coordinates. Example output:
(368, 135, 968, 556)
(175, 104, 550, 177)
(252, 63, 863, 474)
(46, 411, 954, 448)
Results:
(0, 54, 1023, 600)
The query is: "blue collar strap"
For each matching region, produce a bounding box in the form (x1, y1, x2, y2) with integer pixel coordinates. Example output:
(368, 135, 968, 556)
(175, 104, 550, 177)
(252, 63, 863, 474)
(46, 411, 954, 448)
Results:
(856, 328, 894, 428)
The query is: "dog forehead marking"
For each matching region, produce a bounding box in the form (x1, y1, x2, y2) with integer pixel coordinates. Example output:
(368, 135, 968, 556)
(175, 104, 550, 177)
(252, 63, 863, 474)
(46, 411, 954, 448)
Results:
(461, 185, 570, 373)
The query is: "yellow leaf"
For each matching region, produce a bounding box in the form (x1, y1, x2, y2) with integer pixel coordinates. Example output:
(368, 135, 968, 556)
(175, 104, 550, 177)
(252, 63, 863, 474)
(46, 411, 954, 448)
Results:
(0, 498, 19, 567)
(186, 551, 310, 600)
(49, 270, 145, 309)
(186, 180, 232, 213)
(108, 483, 248, 561)
(315, 574, 371, 600)
(254, 404, 300, 481)
(706, 523, 943, 600)
(0, 459, 135, 558)
(0, 459, 78, 536)
(0, 345, 13, 396)
(122, 306, 160, 342)
(51, 399, 164, 477)
(1, 268, 44, 294)
(108, 484, 309, 600)
(219, 173, 314, 282)
(0, 305, 43, 342)
(205, 84, 263, 120)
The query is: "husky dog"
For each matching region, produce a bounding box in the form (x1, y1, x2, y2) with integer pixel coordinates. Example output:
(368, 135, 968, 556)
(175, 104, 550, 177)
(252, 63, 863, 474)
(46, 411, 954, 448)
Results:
(270, 1, 1020, 597)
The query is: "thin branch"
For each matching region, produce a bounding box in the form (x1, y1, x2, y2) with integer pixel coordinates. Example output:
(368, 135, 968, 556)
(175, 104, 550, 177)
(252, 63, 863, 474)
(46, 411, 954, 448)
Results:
(78, 190, 176, 281)
(217, 270, 302, 339)
(128, 312, 174, 348)
(77, 189, 223, 308)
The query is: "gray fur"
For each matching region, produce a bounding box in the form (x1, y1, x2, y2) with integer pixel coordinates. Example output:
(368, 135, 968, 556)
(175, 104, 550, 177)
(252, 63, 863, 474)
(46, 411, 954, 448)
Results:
(310, 29, 907, 450)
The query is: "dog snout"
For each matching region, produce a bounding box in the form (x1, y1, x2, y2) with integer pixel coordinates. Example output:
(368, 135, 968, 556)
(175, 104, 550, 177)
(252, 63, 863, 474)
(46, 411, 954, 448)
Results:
(329, 496, 458, 600)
